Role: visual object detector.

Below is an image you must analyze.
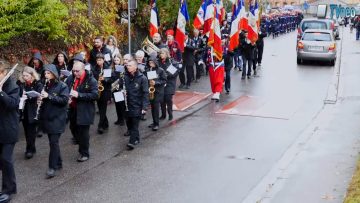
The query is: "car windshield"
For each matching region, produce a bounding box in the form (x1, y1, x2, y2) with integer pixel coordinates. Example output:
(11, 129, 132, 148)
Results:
(302, 21, 328, 31)
(302, 32, 332, 41)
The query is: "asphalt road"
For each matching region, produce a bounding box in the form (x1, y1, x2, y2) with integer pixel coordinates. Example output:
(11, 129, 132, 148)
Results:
(12, 30, 339, 203)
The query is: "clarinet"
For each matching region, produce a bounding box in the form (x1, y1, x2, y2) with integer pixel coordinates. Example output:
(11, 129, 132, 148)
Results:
(34, 79, 48, 120)
(121, 73, 129, 112)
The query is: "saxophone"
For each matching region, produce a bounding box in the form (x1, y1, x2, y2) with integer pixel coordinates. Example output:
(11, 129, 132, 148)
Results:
(98, 67, 104, 98)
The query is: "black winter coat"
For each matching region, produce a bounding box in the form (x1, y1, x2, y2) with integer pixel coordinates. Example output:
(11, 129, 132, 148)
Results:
(125, 71, 149, 117)
(0, 78, 20, 143)
(89, 45, 113, 68)
(224, 51, 234, 71)
(256, 32, 267, 48)
(19, 80, 43, 124)
(241, 38, 256, 60)
(159, 58, 179, 95)
(91, 64, 114, 101)
(66, 71, 98, 125)
(39, 80, 69, 134)
(144, 65, 167, 102)
(182, 39, 196, 66)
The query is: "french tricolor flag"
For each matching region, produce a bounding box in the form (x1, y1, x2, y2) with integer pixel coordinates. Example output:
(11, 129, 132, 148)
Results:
(193, 0, 206, 29)
(228, 0, 242, 51)
(208, 3, 223, 61)
(239, 0, 247, 31)
(203, 0, 215, 35)
(175, 0, 190, 53)
(149, 0, 160, 38)
(216, 0, 226, 22)
(247, 0, 259, 44)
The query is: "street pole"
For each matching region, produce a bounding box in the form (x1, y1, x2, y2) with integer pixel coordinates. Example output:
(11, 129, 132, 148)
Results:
(128, 0, 131, 54)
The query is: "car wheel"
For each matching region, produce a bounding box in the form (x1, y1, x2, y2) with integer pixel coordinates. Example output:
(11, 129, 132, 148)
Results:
(330, 60, 335, 66)
(297, 58, 302, 65)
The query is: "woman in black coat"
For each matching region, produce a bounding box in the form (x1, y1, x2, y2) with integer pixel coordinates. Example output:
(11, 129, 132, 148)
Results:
(159, 48, 179, 121)
(19, 67, 43, 159)
(39, 64, 69, 178)
(145, 55, 167, 131)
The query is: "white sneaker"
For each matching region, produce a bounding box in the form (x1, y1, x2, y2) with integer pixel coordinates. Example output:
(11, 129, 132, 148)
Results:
(211, 92, 220, 101)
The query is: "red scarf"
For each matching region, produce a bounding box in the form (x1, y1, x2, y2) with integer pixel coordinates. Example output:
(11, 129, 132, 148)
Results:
(70, 71, 86, 108)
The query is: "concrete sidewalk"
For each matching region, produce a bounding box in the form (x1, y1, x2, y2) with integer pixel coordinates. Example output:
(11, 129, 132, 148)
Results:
(242, 27, 360, 203)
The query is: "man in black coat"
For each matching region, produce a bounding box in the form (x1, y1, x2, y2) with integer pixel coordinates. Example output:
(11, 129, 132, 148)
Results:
(125, 60, 149, 150)
(0, 62, 20, 202)
(240, 31, 255, 79)
(179, 32, 196, 89)
(92, 53, 114, 134)
(67, 61, 98, 162)
(256, 28, 267, 66)
(89, 36, 113, 68)
(193, 29, 206, 81)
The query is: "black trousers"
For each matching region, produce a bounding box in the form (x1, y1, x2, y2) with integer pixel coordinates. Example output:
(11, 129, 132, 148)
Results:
(97, 95, 109, 129)
(22, 118, 37, 153)
(161, 94, 173, 117)
(151, 100, 160, 126)
(69, 109, 90, 157)
(257, 45, 264, 64)
(179, 64, 194, 86)
(242, 58, 253, 77)
(115, 101, 126, 123)
(225, 69, 231, 91)
(47, 134, 62, 170)
(195, 62, 204, 80)
(126, 116, 140, 145)
(0, 143, 16, 195)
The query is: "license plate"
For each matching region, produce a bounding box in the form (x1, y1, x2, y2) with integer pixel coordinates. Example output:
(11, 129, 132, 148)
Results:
(308, 46, 323, 51)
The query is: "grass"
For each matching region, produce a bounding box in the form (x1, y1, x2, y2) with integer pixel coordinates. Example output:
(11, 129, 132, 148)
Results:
(344, 159, 360, 203)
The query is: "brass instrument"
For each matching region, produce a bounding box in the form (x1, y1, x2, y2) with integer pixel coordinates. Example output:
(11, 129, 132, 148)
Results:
(0, 63, 18, 86)
(111, 79, 120, 92)
(34, 79, 48, 120)
(141, 37, 160, 55)
(98, 67, 104, 97)
(149, 80, 155, 101)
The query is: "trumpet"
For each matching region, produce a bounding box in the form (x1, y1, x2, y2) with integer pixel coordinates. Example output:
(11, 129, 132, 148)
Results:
(34, 79, 48, 120)
(149, 80, 155, 101)
(98, 68, 104, 97)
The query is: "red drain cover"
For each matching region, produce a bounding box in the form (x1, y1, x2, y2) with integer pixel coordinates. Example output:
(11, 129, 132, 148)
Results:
(173, 91, 212, 111)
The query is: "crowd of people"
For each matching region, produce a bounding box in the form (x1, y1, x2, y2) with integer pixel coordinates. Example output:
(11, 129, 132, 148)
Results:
(0, 13, 300, 202)
(260, 11, 304, 38)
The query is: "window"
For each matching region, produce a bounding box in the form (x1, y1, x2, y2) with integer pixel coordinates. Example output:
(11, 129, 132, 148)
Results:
(302, 32, 332, 41)
(302, 21, 328, 31)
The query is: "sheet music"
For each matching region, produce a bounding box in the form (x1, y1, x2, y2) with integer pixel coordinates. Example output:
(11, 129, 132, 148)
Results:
(167, 64, 177, 75)
(85, 64, 91, 71)
(25, 91, 41, 98)
(113, 91, 125, 102)
(104, 53, 111, 62)
(19, 98, 26, 110)
(60, 70, 71, 77)
(115, 65, 125, 73)
(103, 69, 112, 78)
(147, 70, 157, 80)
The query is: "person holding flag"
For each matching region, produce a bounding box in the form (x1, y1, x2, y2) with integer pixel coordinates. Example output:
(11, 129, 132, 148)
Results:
(207, 1, 224, 102)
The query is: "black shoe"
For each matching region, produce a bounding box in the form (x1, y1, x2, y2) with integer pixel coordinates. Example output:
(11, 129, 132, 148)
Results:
(97, 128, 104, 134)
(127, 143, 135, 150)
(226, 90, 230, 94)
(178, 84, 185, 89)
(114, 120, 121, 125)
(247, 76, 251, 79)
(141, 114, 147, 121)
(37, 133, 43, 138)
(184, 85, 190, 89)
(254, 70, 257, 76)
(152, 125, 159, 131)
(119, 121, 125, 126)
(148, 123, 154, 128)
(0, 194, 11, 203)
(124, 131, 130, 137)
(168, 115, 173, 121)
(241, 76, 245, 79)
(159, 115, 166, 120)
(25, 152, 33, 159)
(46, 168, 56, 179)
(77, 155, 89, 162)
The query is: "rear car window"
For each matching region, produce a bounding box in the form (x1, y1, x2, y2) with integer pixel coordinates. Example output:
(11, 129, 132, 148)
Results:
(302, 32, 332, 41)
(301, 21, 328, 31)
